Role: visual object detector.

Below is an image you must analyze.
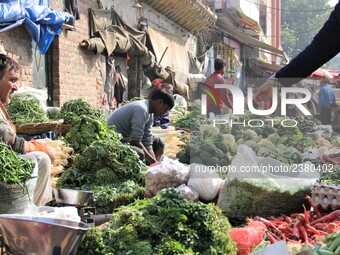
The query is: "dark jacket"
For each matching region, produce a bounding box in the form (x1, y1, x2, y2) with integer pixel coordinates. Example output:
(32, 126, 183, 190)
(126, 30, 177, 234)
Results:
(275, 2, 340, 86)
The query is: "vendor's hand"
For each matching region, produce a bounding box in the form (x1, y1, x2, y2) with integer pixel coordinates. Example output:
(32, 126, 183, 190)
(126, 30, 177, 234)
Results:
(253, 80, 275, 102)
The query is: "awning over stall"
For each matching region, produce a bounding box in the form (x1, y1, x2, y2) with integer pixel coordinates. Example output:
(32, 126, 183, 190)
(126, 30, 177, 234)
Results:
(0, 0, 73, 54)
(216, 19, 285, 57)
(235, 9, 260, 34)
(148, 26, 191, 82)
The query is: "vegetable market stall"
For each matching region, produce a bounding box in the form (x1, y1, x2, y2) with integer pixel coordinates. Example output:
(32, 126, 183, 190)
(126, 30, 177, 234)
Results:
(171, 100, 340, 255)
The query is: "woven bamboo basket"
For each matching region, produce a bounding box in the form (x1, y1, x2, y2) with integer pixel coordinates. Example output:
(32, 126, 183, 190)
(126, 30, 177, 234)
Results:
(55, 123, 74, 135)
(15, 119, 64, 135)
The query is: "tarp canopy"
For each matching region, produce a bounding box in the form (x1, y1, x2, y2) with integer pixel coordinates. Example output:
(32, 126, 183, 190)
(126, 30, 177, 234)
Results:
(0, 0, 73, 54)
(216, 19, 285, 57)
(82, 9, 148, 57)
(147, 26, 191, 82)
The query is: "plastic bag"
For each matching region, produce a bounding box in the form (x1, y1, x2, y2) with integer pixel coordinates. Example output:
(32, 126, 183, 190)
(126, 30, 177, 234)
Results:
(229, 145, 319, 192)
(145, 157, 190, 197)
(187, 163, 224, 201)
(174, 184, 199, 201)
(217, 145, 320, 221)
(23, 205, 81, 222)
(173, 94, 188, 111)
(0, 154, 38, 214)
(308, 125, 332, 139)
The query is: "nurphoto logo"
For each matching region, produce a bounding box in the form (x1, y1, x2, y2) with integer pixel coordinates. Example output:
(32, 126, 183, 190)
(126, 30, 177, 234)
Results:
(201, 84, 312, 128)
(201, 84, 312, 116)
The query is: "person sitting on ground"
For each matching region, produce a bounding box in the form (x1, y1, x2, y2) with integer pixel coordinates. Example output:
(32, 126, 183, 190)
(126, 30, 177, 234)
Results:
(108, 89, 175, 165)
(331, 103, 340, 132)
(0, 54, 55, 206)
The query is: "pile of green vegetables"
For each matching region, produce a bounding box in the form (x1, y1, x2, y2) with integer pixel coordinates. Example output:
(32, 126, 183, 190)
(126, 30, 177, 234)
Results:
(78, 189, 237, 255)
(173, 100, 210, 130)
(7, 94, 48, 124)
(298, 231, 340, 255)
(64, 115, 120, 152)
(0, 143, 34, 184)
(175, 111, 320, 166)
(57, 116, 147, 213)
(177, 130, 230, 167)
(58, 98, 103, 125)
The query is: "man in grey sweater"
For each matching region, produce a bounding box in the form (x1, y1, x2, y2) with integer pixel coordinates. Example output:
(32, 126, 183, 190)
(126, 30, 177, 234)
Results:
(108, 89, 174, 165)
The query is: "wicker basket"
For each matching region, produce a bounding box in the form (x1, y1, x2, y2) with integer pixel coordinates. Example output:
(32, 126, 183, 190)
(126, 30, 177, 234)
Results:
(16, 119, 64, 135)
(55, 123, 74, 135)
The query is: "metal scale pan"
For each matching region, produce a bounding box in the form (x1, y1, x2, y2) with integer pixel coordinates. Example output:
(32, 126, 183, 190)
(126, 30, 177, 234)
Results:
(0, 214, 89, 255)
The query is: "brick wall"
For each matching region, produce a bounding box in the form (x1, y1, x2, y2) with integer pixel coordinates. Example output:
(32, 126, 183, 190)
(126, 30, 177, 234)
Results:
(0, 1, 108, 108)
(0, 26, 33, 88)
(50, 0, 106, 108)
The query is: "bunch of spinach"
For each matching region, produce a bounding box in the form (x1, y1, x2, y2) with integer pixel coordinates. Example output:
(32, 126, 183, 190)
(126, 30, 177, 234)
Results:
(78, 189, 237, 255)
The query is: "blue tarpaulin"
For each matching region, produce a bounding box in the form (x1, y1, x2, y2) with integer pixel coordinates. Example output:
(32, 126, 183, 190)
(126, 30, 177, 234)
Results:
(0, 0, 73, 54)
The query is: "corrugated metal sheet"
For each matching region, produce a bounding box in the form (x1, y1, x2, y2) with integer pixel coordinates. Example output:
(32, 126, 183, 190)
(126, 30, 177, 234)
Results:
(141, 0, 217, 32)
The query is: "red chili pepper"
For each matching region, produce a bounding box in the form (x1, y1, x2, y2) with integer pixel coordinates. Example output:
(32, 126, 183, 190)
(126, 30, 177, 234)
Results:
(314, 223, 327, 231)
(290, 213, 300, 219)
(282, 235, 301, 244)
(278, 225, 293, 234)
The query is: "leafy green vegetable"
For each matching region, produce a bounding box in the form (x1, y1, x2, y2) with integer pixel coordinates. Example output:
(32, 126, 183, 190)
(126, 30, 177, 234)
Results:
(78, 189, 237, 255)
(86, 181, 145, 214)
(0, 143, 34, 184)
(57, 111, 148, 212)
(64, 116, 120, 152)
(58, 98, 103, 125)
(7, 94, 48, 124)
